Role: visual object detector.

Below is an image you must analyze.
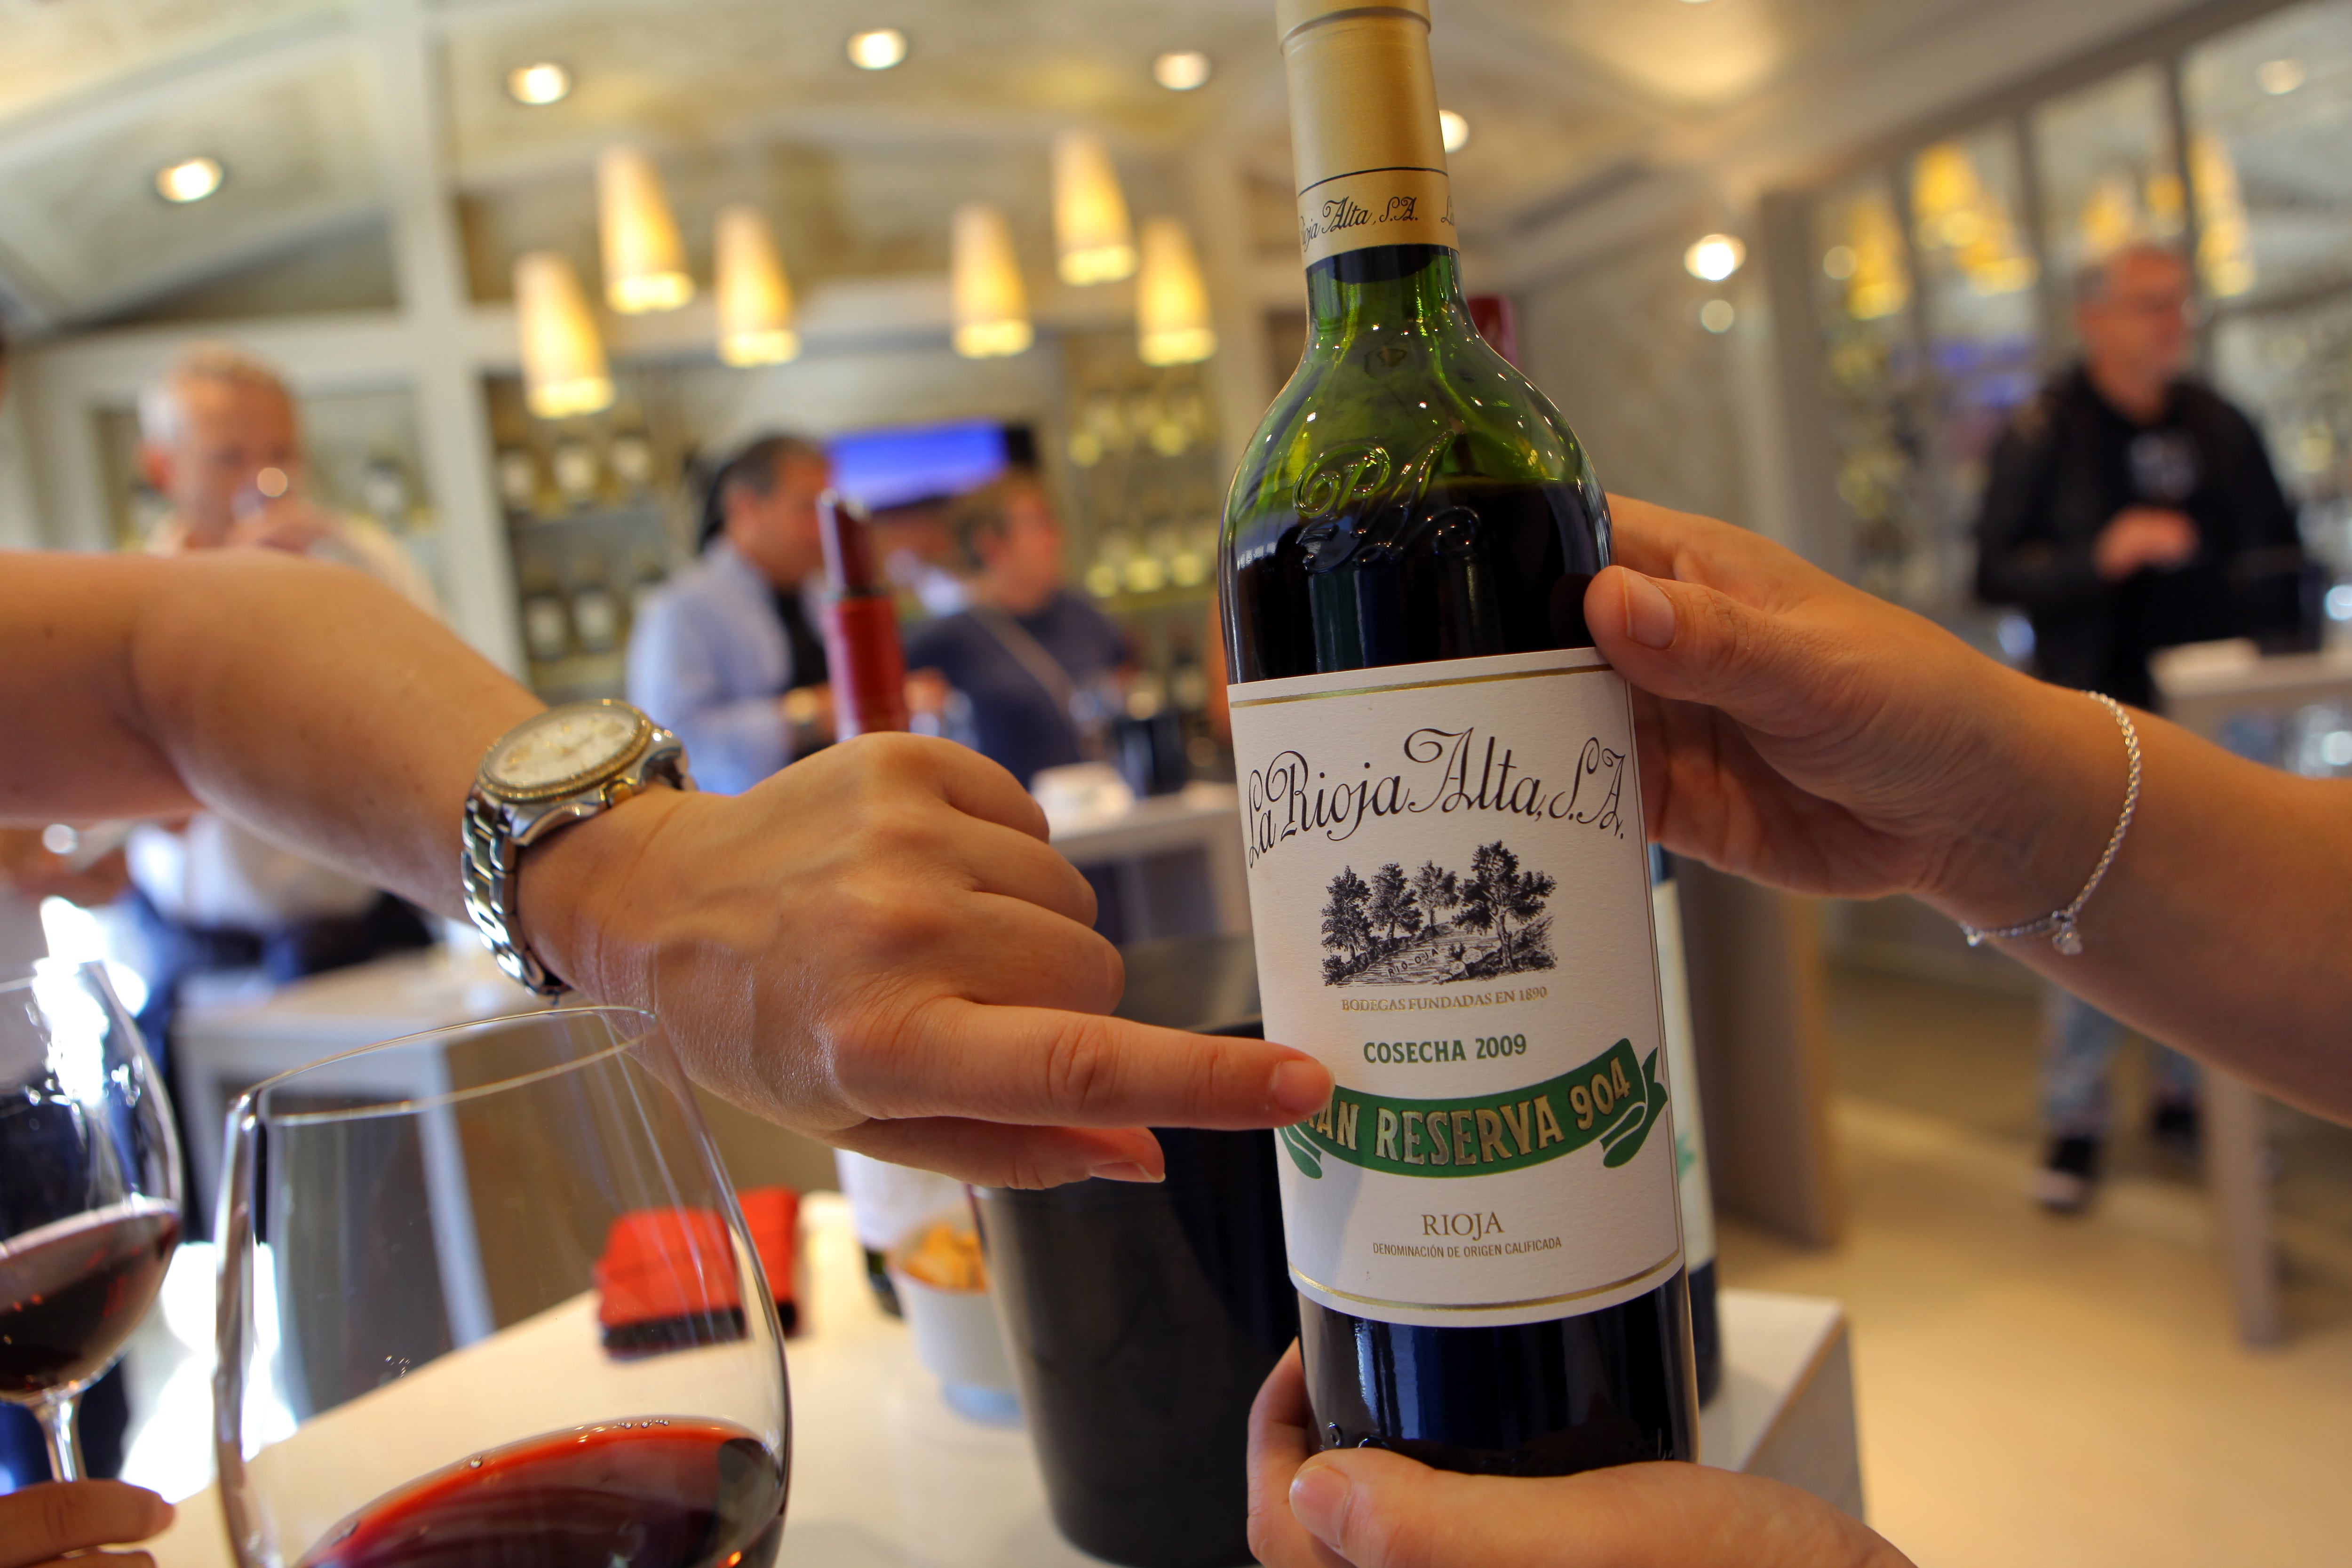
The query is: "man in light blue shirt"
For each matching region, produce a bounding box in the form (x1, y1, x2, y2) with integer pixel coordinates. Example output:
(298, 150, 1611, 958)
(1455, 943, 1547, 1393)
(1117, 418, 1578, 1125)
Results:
(629, 435, 836, 794)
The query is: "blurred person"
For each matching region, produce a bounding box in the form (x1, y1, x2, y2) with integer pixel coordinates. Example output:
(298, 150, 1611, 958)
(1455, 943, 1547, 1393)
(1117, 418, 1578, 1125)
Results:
(137, 343, 433, 605)
(904, 474, 1132, 790)
(628, 435, 837, 794)
(127, 345, 437, 1085)
(1247, 495, 2352, 1568)
(1974, 242, 2309, 1210)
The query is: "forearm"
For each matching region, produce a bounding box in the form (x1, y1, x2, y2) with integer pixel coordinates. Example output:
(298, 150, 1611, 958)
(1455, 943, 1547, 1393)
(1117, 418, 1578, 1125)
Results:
(1933, 686, 2352, 1118)
(2, 551, 539, 918)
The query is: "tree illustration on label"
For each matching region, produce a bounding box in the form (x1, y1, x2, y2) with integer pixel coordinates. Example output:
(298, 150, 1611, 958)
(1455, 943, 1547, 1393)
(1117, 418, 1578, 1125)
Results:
(1320, 840, 1557, 987)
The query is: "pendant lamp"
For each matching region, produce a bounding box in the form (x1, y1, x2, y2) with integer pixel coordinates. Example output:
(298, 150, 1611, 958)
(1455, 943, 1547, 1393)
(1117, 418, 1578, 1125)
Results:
(597, 146, 694, 313)
(1136, 217, 1215, 366)
(952, 204, 1033, 358)
(514, 252, 615, 419)
(715, 205, 800, 366)
(1052, 130, 1136, 285)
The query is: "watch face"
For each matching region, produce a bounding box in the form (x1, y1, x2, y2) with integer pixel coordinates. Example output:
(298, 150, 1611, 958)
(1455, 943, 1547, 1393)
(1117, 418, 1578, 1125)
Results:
(486, 703, 648, 798)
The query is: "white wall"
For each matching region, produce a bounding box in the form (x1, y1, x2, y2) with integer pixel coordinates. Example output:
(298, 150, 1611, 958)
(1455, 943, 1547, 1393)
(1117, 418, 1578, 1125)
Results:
(0, 371, 38, 549)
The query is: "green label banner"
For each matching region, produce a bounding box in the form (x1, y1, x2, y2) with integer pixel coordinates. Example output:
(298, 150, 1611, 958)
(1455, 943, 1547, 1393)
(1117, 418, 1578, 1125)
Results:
(1279, 1038, 1666, 1181)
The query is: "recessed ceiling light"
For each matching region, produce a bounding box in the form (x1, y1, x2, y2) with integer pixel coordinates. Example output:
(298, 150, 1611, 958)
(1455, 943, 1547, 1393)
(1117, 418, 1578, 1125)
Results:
(1438, 109, 1468, 153)
(2256, 57, 2305, 95)
(507, 62, 572, 106)
(1153, 50, 1212, 91)
(155, 156, 223, 204)
(848, 28, 908, 70)
(1685, 233, 1746, 281)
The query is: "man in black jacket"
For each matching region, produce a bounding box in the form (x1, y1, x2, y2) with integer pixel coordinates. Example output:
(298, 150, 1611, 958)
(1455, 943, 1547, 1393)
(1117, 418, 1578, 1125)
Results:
(1976, 242, 2308, 1210)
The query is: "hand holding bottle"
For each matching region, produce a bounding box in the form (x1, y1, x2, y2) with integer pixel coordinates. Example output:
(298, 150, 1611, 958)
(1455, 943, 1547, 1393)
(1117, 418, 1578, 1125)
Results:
(1246, 1346, 1912, 1568)
(0, 1481, 174, 1568)
(1587, 495, 2352, 1117)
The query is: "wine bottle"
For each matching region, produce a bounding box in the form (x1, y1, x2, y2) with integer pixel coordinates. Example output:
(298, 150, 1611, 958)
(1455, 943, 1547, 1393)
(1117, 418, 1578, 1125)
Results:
(818, 491, 910, 738)
(1650, 846, 1721, 1404)
(1220, 0, 1696, 1475)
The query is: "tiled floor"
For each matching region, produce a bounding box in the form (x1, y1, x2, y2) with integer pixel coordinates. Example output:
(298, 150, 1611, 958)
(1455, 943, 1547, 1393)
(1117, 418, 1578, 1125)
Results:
(1719, 964, 2352, 1567)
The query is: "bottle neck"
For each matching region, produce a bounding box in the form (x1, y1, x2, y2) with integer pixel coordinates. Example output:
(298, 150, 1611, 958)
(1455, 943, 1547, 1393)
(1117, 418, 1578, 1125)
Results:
(1305, 244, 1470, 346)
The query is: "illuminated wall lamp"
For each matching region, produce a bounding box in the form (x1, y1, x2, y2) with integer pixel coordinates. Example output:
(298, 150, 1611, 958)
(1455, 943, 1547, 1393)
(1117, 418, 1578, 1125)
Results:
(952, 204, 1033, 359)
(514, 251, 615, 420)
(597, 146, 694, 313)
(715, 205, 800, 366)
(1136, 217, 1216, 366)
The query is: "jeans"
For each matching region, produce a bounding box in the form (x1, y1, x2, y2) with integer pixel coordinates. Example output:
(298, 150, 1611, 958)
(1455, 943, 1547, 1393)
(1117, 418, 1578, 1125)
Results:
(2042, 985, 2200, 1139)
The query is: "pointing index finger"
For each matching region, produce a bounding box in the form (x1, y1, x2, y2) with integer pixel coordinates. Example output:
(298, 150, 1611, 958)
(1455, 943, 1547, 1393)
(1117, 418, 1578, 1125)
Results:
(840, 1001, 1333, 1131)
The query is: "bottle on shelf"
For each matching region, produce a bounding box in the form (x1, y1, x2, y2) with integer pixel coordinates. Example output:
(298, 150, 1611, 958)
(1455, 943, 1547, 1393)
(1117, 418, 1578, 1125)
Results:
(1650, 846, 1721, 1404)
(516, 556, 573, 666)
(568, 550, 624, 656)
(551, 438, 602, 510)
(1218, 0, 1697, 1475)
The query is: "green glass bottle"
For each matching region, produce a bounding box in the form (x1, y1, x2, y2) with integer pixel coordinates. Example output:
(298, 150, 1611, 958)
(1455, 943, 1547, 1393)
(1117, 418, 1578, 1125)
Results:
(1220, 0, 1697, 1476)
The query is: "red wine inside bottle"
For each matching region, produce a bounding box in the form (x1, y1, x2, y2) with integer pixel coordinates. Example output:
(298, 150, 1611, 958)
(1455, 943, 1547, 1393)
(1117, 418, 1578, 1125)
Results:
(0, 1200, 181, 1398)
(296, 1419, 784, 1568)
(1220, 0, 1695, 1476)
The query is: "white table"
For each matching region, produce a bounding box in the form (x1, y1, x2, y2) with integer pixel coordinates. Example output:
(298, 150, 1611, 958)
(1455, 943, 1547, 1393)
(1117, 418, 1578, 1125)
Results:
(2153, 643, 2352, 1348)
(1047, 782, 1250, 941)
(152, 1194, 1859, 1568)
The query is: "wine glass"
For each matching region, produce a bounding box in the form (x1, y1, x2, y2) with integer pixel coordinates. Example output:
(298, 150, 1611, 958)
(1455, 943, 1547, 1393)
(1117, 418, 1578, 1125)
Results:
(215, 1006, 789, 1568)
(0, 960, 184, 1480)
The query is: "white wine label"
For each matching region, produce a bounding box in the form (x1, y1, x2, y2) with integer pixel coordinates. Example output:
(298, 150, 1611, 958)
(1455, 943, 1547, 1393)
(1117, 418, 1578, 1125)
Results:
(1229, 647, 1684, 1328)
(1652, 880, 1717, 1271)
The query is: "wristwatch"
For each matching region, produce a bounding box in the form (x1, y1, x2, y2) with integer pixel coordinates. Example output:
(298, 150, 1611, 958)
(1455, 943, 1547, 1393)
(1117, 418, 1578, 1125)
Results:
(461, 699, 693, 995)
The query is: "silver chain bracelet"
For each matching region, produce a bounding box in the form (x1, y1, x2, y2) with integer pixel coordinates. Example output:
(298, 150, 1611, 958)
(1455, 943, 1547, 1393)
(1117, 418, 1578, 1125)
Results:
(1961, 692, 2142, 957)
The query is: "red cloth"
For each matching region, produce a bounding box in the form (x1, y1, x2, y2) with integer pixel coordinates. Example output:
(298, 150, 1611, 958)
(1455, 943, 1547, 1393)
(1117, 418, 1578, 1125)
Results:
(595, 1187, 799, 1329)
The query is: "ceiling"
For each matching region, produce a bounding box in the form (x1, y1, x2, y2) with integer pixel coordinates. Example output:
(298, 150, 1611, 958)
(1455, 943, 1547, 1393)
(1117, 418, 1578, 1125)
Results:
(0, 0, 2175, 332)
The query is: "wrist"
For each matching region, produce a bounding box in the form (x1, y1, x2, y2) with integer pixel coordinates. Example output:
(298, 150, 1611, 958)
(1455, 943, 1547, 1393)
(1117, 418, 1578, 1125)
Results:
(1920, 673, 2130, 931)
(514, 785, 690, 1001)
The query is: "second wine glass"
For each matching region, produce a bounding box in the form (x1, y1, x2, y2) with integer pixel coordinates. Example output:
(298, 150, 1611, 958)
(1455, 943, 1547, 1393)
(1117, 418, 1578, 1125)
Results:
(215, 1005, 789, 1568)
(0, 959, 182, 1481)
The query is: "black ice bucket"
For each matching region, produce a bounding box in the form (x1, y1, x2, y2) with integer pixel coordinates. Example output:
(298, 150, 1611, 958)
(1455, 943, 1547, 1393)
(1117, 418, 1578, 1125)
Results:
(975, 937, 1295, 1568)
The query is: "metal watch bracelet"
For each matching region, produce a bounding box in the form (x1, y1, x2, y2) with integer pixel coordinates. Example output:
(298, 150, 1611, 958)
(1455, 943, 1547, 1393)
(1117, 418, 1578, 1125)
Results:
(461, 722, 691, 996)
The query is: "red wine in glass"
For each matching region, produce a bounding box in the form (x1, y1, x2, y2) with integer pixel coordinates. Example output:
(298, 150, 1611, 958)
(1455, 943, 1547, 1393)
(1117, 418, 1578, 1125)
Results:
(296, 1419, 785, 1568)
(2, 961, 184, 1480)
(0, 1198, 182, 1398)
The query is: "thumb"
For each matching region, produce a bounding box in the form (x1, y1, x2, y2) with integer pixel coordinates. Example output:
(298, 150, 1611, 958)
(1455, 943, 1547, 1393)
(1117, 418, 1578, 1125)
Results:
(1287, 1447, 1462, 1568)
(1288, 1449, 1915, 1568)
(1587, 564, 1859, 743)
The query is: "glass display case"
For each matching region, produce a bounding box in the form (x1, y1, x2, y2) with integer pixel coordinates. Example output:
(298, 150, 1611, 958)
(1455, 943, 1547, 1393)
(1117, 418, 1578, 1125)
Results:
(481, 367, 694, 704)
(1800, 0, 2352, 626)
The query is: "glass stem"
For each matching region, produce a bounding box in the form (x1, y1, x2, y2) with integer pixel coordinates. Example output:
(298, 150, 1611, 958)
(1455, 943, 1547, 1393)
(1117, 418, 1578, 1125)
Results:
(36, 1391, 85, 1481)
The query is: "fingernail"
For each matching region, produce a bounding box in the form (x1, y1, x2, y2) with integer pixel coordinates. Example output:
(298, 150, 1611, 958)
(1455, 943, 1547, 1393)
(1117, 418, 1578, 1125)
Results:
(1271, 1058, 1333, 1117)
(1090, 1161, 1161, 1183)
(1290, 1461, 1352, 1546)
(1621, 571, 1677, 649)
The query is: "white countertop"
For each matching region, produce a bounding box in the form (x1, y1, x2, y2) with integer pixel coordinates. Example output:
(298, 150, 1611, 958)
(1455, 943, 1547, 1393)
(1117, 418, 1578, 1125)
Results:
(151, 1194, 1854, 1568)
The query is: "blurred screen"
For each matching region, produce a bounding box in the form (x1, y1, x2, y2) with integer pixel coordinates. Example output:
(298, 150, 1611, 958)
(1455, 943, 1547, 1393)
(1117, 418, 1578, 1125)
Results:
(828, 421, 1010, 510)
